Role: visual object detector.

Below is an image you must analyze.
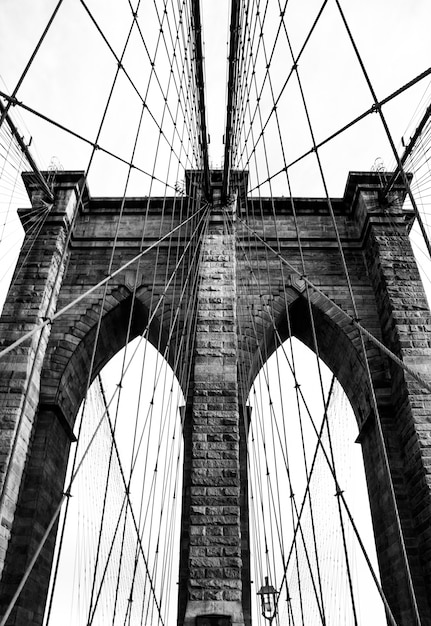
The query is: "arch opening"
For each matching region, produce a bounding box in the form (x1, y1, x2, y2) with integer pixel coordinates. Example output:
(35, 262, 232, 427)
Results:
(46, 292, 176, 429)
(246, 337, 386, 625)
(44, 336, 185, 626)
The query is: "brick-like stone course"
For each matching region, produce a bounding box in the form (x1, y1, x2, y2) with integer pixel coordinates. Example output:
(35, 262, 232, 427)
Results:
(1, 171, 431, 625)
(178, 205, 247, 625)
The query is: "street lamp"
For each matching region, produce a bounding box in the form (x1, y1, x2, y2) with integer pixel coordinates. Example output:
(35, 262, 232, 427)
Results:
(257, 576, 278, 621)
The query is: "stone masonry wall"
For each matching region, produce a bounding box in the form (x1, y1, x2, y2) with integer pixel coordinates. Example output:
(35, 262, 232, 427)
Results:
(179, 203, 247, 626)
(0, 175, 78, 598)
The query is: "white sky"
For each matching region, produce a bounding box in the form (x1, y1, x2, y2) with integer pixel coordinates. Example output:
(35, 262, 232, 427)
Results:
(0, 0, 430, 196)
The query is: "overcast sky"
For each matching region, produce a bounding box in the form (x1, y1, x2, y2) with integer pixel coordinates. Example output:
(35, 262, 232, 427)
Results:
(1, 0, 430, 198)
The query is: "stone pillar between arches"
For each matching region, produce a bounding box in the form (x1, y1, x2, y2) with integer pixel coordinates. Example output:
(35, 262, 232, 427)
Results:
(178, 197, 249, 626)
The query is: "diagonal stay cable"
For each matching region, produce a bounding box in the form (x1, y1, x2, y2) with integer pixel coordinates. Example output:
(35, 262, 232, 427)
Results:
(271, 373, 399, 626)
(0, 203, 206, 361)
(1, 202, 210, 626)
(334, 0, 431, 270)
(238, 215, 431, 395)
(247, 65, 431, 194)
(237, 0, 329, 170)
(78, 0, 189, 171)
(0, 0, 64, 132)
(233, 214, 331, 623)
(0, 90, 175, 192)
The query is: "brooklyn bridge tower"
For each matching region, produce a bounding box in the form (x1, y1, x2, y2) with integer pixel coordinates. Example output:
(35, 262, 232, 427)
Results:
(0, 2, 431, 625)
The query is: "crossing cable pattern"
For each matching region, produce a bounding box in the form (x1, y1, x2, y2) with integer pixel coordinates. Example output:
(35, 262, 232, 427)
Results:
(1, 1, 431, 625)
(223, 1, 431, 624)
(0, 0, 213, 624)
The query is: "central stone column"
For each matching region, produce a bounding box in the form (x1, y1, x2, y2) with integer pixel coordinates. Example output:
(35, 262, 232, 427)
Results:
(178, 187, 249, 626)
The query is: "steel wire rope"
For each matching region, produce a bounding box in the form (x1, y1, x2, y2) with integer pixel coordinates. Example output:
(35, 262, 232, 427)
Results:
(233, 216, 332, 624)
(255, 371, 289, 604)
(44, 200, 202, 620)
(87, 497, 129, 625)
(234, 26, 316, 611)
(0, 204, 206, 361)
(110, 221, 203, 625)
(0, 126, 29, 190)
(77, 204, 211, 616)
(0, 200, 49, 260)
(51, 43, 169, 616)
(154, 390, 184, 617)
(84, 205, 210, 624)
(234, 230, 309, 625)
(123, 0, 197, 155)
(133, 210, 210, 623)
(0, 0, 64, 132)
(323, 393, 358, 625)
(0, 120, 33, 167)
(146, 0, 203, 169)
(0, 129, 26, 159)
(248, 365, 335, 624)
(246, 66, 431, 194)
(411, 132, 431, 237)
(229, 0, 259, 171)
(144, 0, 203, 170)
(335, 0, 430, 271)
(0, 0, 152, 542)
(243, 33, 428, 626)
(171, 0, 205, 169)
(303, 2, 427, 620)
(261, 6, 359, 619)
(277, 377, 359, 621)
(84, 409, 151, 625)
(1, 204, 208, 626)
(231, 0, 279, 169)
(235, 35, 330, 619)
(235, 0, 329, 171)
(3, 201, 56, 289)
(226, 208, 313, 620)
(134, 0, 204, 169)
(0, 128, 15, 179)
(116, 102, 206, 626)
(87, 201, 209, 622)
(100, 15, 192, 617)
(0, 90, 176, 192)
(117, 127, 195, 626)
(145, 377, 181, 607)
(398, 79, 431, 149)
(231, 218, 324, 626)
(278, 369, 400, 625)
(224, 0, 251, 178)
(44, 378, 105, 625)
(235, 224, 400, 624)
(78, 0, 195, 174)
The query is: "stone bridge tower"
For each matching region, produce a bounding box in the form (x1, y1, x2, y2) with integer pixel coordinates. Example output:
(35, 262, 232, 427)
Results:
(0, 170, 430, 626)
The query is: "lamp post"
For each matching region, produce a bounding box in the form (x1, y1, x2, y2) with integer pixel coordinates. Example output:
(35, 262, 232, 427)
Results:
(257, 576, 278, 621)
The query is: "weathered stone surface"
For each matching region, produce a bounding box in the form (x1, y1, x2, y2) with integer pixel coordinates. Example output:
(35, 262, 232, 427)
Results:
(0, 171, 431, 626)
